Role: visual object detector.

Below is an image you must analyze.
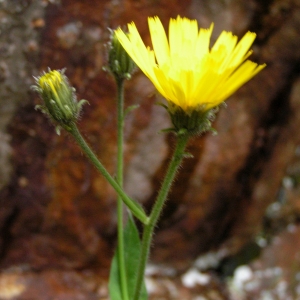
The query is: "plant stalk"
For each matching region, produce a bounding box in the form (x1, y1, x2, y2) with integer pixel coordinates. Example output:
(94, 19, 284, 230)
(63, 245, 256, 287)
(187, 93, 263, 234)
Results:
(116, 78, 129, 300)
(133, 133, 190, 300)
(68, 123, 148, 225)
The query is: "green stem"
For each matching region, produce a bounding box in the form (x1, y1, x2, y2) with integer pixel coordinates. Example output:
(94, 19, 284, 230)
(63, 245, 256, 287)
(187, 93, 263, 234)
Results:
(133, 133, 190, 300)
(116, 78, 129, 300)
(68, 123, 148, 225)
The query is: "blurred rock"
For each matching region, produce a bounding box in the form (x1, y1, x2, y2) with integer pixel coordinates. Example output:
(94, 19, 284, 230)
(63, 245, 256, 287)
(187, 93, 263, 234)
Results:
(1, 0, 300, 299)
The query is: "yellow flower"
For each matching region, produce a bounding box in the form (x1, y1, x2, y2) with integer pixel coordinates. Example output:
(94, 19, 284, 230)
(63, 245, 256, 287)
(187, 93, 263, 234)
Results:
(115, 16, 266, 113)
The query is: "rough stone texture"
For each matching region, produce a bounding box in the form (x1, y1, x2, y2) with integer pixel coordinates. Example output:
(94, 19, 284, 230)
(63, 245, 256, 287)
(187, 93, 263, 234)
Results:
(1, 0, 300, 299)
(0, 0, 45, 190)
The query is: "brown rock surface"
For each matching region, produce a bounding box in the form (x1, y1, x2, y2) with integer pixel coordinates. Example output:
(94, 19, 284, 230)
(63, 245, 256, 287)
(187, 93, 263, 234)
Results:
(1, 0, 300, 299)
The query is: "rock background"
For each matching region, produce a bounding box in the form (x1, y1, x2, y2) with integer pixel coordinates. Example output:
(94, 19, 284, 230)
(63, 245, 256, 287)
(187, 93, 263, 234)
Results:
(1, 0, 300, 299)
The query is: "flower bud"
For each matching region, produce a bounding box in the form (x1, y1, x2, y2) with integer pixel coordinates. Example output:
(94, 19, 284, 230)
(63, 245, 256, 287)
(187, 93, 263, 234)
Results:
(108, 30, 135, 81)
(32, 69, 88, 133)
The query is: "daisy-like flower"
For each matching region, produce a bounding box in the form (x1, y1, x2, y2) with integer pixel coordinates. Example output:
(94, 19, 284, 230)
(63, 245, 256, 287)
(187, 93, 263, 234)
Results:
(115, 16, 266, 134)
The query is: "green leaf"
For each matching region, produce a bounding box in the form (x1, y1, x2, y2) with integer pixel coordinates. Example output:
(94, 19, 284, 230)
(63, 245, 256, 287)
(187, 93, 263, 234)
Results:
(109, 214, 148, 300)
(108, 249, 122, 300)
(124, 104, 139, 117)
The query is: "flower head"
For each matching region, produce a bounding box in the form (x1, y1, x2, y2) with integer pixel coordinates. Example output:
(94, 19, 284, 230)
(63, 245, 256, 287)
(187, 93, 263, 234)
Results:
(115, 16, 266, 134)
(32, 69, 88, 134)
(108, 30, 135, 81)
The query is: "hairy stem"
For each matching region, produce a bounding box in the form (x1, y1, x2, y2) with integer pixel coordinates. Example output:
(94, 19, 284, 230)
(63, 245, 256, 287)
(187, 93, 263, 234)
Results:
(68, 122, 148, 225)
(116, 78, 129, 300)
(133, 133, 190, 300)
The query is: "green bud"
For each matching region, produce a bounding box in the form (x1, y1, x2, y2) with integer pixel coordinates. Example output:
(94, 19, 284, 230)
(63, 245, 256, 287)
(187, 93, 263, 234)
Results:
(165, 102, 217, 136)
(108, 30, 135, 80)
(32, 69, 88, 133)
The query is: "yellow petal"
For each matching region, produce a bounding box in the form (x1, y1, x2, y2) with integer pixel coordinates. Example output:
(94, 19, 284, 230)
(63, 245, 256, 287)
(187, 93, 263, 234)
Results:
(148, 17, 170, 66)
(115, 16, 265, 113)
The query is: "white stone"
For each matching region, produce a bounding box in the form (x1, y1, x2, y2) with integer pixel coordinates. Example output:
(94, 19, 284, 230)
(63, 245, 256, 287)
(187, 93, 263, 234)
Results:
(181, 268, 210, 288)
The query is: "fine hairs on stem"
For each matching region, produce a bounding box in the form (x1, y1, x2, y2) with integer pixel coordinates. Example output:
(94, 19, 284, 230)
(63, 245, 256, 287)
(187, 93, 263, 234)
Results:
(115, 78, 129, 300)
(133, 133, 189, 300)
(68, 122, 148, 225)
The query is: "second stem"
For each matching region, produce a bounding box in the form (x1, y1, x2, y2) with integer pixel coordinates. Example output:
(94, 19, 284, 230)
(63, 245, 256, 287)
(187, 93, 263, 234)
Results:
(116, 78, 129, 300)
(133, 133, 190, 300)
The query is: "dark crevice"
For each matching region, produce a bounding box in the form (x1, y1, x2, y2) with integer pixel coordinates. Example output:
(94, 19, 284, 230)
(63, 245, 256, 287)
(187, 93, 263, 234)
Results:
(250, 0, 294, 45)
(0, 206, 20, 261)
(250, 0, 275, 32)
(216, 241, 262, 278)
